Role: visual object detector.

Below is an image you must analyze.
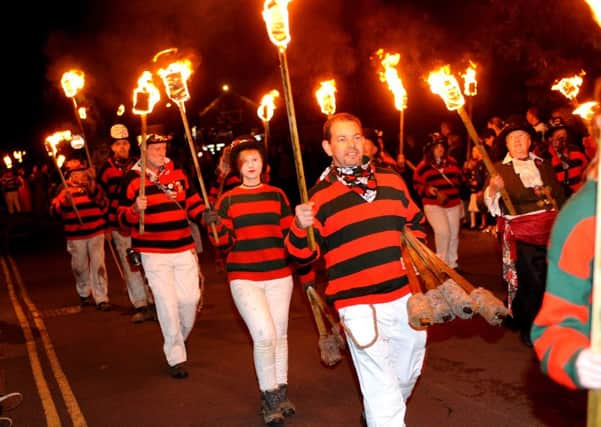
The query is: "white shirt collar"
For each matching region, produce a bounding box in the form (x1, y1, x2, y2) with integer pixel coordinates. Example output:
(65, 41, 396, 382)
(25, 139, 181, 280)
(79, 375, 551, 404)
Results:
(501, 152, 542, 165)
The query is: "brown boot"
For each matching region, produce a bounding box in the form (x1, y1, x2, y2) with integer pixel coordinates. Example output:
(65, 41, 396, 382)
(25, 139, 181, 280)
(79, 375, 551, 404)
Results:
(261, 389, 284, 426)
(276, 384, 295, 417)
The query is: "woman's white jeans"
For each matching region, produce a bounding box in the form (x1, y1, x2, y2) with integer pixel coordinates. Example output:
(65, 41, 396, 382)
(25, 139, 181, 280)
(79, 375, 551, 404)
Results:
(339, 295, 427, 427)
(230, 276, 293, 392)
(423, 203, 462, 268)
(141, 250, 200, 367)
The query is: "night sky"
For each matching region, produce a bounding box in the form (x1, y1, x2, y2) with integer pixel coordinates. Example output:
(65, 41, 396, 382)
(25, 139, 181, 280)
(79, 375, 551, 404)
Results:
(5, 0, 601, 161)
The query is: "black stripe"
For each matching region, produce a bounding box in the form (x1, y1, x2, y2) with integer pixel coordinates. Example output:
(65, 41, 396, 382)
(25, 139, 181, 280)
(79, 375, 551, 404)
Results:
(327, 216, 401, 252)
(235, 212, 281, 228)
(133, 236, 193, 250)
(146, 202, 185, 215)
(328, 247, 401, 281)
(325, 277, 408, 305)
(64, 215, 105, 225)
(227, 191, 283, 204)
(227, 258, 289, 273)
(234, 237, 284, 252)
(144, 219, 190, 232)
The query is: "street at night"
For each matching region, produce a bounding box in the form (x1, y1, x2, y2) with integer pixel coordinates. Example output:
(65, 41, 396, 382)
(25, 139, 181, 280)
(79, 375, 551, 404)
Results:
(0, 217, 587, 427)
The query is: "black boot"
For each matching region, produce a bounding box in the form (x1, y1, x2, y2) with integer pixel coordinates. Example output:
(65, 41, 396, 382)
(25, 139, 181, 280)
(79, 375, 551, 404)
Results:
(276, 384, 295, 417)
(261, 389, 284, 426)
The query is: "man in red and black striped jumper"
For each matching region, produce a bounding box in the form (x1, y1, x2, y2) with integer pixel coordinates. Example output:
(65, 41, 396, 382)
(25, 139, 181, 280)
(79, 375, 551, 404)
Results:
(50, 159, 111, 310)
(287, 113, 427, 427)
(98, 124, 154, 323)
(547, 117, 589, 198)
(118, 134, 207, 379)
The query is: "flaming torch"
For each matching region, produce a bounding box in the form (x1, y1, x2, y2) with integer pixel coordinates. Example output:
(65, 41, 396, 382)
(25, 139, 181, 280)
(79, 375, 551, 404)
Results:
(263, 0, 315, 249)
(376, 49, 408, 156)
(461, 61, 478, 158)
(132, 71, 160, 234)
(315, 80, 337, 119)
(3, 155, 12, 169)
(257, 89, 279, 149)
(45, 130, 82, 224)
(157, 59, 219, 242)
(61, 70, 93, 168)
(428, 65, 516, 215)
(551, 72, 585, 106)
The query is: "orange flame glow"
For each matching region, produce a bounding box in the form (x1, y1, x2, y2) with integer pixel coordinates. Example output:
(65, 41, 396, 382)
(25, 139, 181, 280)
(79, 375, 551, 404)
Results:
(45, 130, 73, 157)
(117, 104, 125, 116)
(61, 70, 85, 98)
(56, 154, 66, 168)
(461, 61, 478, 97)
(262, 0, 292, 49)
(158, 60, 192, 103)
(573, 101, 599, 121)
(315, 80, 337, 116)
(257, 90, 279, 122)
(551, 72, 585, 100)
(3, 155, 12, 169)
(585, 0, 601, 28)
(12, 150, 24, 163)
(427, 65, 465, 111)
(78, 107, 87, 120)
(376, 49, 407, 111)
(133, 71, 161, 115)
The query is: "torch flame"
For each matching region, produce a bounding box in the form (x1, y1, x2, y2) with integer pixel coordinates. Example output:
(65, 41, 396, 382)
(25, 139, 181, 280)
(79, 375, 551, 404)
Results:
(12, 151, 23, 163)
(257, 90, 279, 122)
(315, 80, 337, 116)
(44, 130, 73, 156)
(375, 49, 407, 111)
(585, 0, 601, 28)
(461, 61, 478, 97)
(158, 60, 192, 104)
(573, 101, 599, 121)
(3, 155, 12, 169)
(78, 107, 87, 120)
(551, 72, 586, 101)
(61, 70, 85, 98)
(133, 71, 161, 115)
(262, 0, 292, 50)
(427, 65, 465, 111)
(117, 104, 125, 116)
(56, 155, 66, 168)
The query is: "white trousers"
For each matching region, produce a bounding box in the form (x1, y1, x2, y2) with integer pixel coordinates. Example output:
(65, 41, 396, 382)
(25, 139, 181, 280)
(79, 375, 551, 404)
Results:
(141, 250, 200, 366)
(111, 231, 153, 308)
(423, 204, 462, 268)
(230, 276, 293, 392)
(339, 295, 427, 427)
(66, 234, 108, 304)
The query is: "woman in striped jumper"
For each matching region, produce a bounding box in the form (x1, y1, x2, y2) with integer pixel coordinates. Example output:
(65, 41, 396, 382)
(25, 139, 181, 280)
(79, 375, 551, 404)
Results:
(207, 135, 295, 427)
(413, 133, 463, 269)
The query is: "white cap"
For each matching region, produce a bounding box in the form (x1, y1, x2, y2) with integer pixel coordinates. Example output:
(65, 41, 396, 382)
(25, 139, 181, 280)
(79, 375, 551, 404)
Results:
(110, 124, 129, 140)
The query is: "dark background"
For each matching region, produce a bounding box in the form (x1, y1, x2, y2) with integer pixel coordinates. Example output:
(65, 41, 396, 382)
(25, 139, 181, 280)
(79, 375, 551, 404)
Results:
(4, 0, 601, 186)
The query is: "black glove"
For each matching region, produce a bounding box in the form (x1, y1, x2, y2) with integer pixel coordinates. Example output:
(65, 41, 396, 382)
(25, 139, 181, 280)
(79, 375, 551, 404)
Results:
(202, 209, 221, 226)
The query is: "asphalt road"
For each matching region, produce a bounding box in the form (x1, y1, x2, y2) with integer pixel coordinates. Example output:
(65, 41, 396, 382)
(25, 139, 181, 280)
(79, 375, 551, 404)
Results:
(0, 213, 588, 427)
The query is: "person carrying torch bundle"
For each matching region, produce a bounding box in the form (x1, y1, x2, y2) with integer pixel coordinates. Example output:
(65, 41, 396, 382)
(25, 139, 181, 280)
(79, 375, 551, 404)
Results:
(97, 124, 155, 323)
(118, 133, 211, 379)
(50, 158, 111, 310)
(204, 135, 296, 426)
(483, 118, 565, 347)
(286, 113, 427, 427)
